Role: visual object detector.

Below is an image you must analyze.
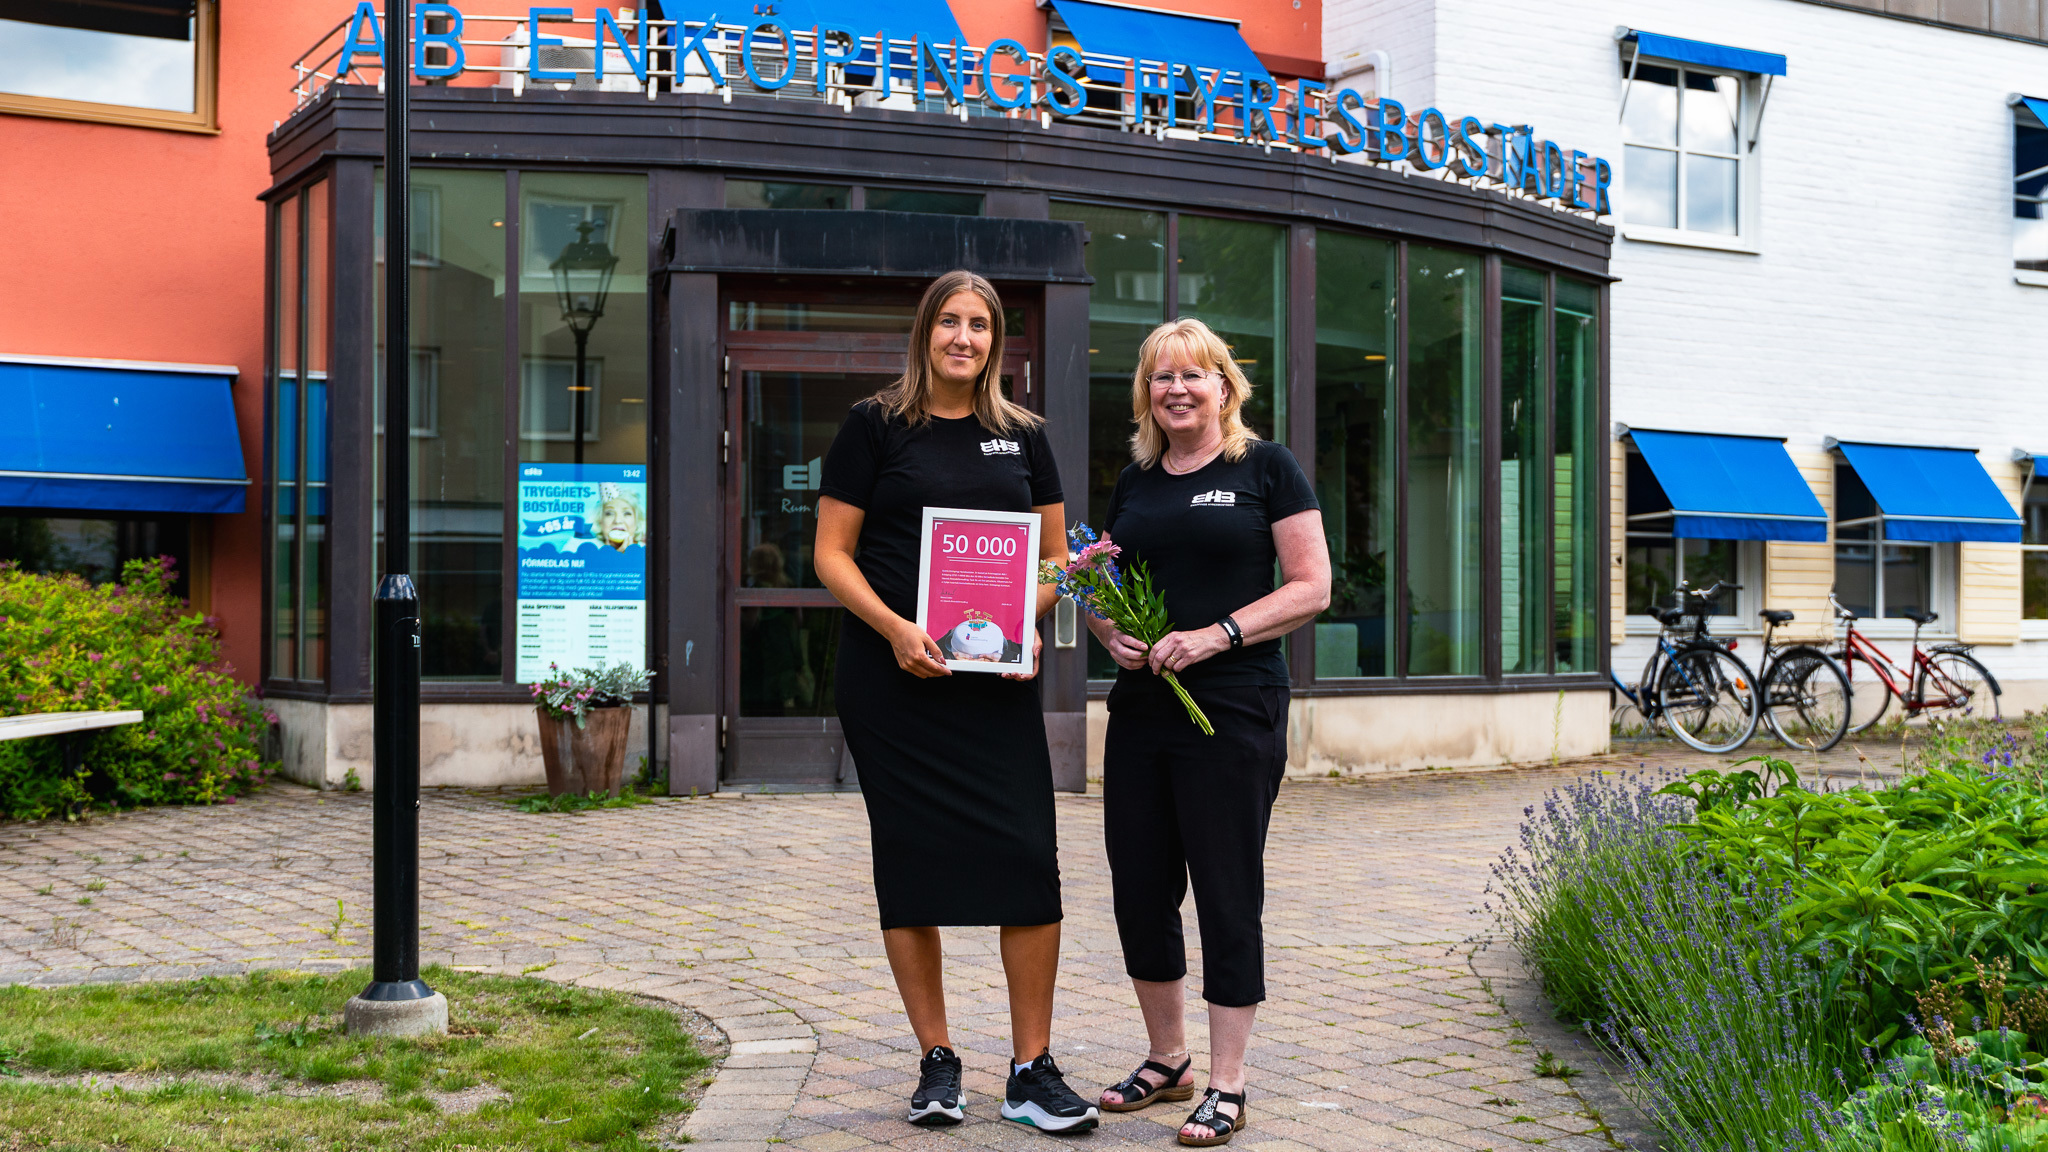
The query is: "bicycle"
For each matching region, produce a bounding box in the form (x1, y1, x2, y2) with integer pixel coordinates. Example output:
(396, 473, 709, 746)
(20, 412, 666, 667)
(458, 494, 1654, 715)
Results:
(1751, 609, 1851, 752)
(1609, 581, 1760, 754)
(1830, 595, 2002, 734)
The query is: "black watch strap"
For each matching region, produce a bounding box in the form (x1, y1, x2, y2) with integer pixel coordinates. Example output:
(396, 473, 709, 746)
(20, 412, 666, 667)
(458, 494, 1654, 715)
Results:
(1218, 615, 1244, 649)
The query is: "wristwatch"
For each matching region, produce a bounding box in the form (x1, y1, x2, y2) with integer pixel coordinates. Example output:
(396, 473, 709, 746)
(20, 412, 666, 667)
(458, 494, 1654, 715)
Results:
(1217, 615, 1244, 649)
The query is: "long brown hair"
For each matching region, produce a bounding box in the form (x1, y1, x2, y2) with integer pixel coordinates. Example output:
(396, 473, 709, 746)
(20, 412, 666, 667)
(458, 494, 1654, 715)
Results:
(873, 270, 1039, 436)
(1129, 318, 1259, 468)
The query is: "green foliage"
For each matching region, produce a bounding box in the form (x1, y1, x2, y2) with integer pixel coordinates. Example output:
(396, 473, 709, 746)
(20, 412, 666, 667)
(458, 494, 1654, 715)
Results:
(526, 661, 654, 728)
(510, 787, 654, 814)
(0, 558, 272, 820)
(0, 966, 710, 1150)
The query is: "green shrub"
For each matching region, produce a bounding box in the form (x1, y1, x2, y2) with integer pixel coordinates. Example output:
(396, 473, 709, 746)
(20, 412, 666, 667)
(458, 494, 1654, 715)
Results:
(0, 557, 272, 820)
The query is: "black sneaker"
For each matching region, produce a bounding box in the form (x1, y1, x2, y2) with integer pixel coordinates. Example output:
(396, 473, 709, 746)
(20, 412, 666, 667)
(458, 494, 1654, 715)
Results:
(908, 1045, 964, 1126)
(1002, 1050, 1100, 1133)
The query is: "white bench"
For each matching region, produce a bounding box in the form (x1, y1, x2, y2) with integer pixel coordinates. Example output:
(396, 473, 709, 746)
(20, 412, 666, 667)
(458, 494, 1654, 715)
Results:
(0, 711, 145, 775)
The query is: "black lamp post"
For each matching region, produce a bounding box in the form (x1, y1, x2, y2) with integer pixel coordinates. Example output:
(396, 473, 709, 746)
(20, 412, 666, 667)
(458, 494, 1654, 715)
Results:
(549, 220, 618, 466)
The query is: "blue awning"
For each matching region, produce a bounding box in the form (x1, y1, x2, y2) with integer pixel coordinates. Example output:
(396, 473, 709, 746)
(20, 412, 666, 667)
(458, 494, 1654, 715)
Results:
(1628, 429, 1828, 542)
(1624, 30, 1787, 77)
(1833, 441, 2020, 543)
(0, 358, 248, 514)
(1047, 0, 1271, 91)
(2020, 95, 2048, 130)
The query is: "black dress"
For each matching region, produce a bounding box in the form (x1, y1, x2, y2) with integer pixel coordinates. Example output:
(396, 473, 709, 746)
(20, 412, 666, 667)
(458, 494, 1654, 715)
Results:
(820, 400, 1065, 929)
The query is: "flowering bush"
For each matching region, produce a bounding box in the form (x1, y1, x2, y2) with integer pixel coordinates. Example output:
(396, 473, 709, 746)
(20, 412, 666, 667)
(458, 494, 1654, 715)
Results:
(528, 662, 653, 728)
(0, 558, 273, 821)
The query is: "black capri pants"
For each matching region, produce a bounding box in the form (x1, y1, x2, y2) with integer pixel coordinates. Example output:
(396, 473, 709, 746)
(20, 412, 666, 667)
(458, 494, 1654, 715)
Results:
(1103, 684, 1288, 1008)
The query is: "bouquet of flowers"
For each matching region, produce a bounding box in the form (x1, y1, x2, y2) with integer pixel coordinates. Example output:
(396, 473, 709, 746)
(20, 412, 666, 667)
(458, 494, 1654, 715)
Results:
(1039, 523, 1213, 736)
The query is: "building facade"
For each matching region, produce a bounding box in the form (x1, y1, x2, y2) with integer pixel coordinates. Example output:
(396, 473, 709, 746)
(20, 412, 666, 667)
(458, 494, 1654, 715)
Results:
(1328, 0, 2048, 712)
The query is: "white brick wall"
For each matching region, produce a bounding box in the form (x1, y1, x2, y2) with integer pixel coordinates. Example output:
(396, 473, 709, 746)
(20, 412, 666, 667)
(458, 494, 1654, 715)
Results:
(1329, 0, 2048, 686)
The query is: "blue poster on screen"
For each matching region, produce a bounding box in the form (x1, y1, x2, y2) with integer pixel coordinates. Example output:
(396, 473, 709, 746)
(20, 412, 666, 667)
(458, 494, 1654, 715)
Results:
(514, 463, 647, 682)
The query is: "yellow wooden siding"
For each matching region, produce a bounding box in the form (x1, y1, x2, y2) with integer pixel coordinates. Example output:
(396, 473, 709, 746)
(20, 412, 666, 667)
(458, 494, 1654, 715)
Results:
(1958, 457, 2024, 645)
(1761, 451, 1837, 643)
(1611, 446, 1626, 645)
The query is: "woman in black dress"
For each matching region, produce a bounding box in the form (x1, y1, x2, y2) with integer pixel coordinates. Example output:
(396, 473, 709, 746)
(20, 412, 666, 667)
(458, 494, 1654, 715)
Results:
(1087, 318, 1331, 1146)
(814, 270, 1098, 1134)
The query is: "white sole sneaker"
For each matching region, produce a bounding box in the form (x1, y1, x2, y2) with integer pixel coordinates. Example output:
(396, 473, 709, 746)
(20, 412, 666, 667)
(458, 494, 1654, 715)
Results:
(1001, 1098, 1101, 1133)
(908, 1095, 965, 1126)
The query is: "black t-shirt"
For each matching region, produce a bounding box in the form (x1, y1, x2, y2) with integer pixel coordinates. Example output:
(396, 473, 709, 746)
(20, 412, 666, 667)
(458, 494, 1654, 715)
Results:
(820, 399, 1064, 623)
(1101, 439, 1319, 702)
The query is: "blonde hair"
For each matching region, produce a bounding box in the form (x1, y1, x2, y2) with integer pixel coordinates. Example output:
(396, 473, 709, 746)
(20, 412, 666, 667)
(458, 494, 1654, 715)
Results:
(872, 270, 1039, 436)
(1128, 318, 1259, 469)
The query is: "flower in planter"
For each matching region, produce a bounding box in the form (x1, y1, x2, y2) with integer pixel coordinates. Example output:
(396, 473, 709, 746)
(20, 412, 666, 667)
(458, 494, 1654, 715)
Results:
(528, 662, 655, 729)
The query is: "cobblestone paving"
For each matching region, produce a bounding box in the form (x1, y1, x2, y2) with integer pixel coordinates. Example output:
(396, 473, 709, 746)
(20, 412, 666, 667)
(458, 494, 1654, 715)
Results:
(0, 738, 1917, 1152)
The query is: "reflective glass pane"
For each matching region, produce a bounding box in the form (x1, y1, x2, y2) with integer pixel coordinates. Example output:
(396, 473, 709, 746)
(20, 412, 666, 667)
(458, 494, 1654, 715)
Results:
(520, 172, 648, 468)
(1177, 215, 1286, 442)
(272, 195, 301, 680)
(866, 188, 981, 215)
(1623, 146, 1678, 229)
(2025, 551, 2048, 620)
(1314, 231, 1394, 679)
(1621, 64, 1678, 146)
(728, 301, 917, 333)
(376, 169, 508, 680)
(0, 13, 196, 112)
(725, 180, 848, 209)
(1553, 277, 1601, 672)
(742, 372, 894, 589)
(1049, 202, 1165, 680)
(303, 181, 330, 682)
(740, 605, 844, 716)
(0, 517, 189, 594)
(1500, 265, 1546, 674)
(1882, 545, 1932, 620)
(1627, 536, 1676, 615)
(1404, 246, 1483, 676)
(1835, 542, 1877, 620)
(1680, 539, 1738, 616)
(1685, 154, 1739, 235)
(1681, 72, 1740, 154)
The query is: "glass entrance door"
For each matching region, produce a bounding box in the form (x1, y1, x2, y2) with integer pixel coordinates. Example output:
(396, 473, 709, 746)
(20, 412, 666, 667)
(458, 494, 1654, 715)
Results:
(720, 289, 1036, 790)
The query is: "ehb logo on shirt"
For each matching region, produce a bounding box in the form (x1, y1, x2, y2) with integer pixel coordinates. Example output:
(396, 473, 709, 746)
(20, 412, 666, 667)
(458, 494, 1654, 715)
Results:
(980, 439, 1022, 456)
(1190, 489, 1237, 507)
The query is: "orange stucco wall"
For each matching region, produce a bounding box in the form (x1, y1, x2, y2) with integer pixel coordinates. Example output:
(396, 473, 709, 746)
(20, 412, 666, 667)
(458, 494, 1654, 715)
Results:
(0, 1, 342, 684)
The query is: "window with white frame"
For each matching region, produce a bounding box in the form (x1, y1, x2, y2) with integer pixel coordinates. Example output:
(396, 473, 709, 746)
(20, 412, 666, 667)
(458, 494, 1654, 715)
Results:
(2017, 106, 2048, 272)
(2024, 466, 2048, 620)
(1832, 464, 1953, 623)
(1620, 62, 1748, 238)
(1623, 453, 1755, 623)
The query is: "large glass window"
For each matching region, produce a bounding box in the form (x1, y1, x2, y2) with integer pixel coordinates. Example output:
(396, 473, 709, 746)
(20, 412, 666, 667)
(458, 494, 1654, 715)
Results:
(518, 173, 648, 468)
(1313, 232, 1394, 679)
(272, 180, 330, 683)
(2025, 469, 2048, 619)
(376, 169, 508, 681)
(1405, 247, 1484, 676)
(1176, 216, 1286, 441)
(0, 0, 216, 131)
(0, 515, 192, 599)
(1622, 63, 1745, 237)
(1500, 266, 1546, 675)
(1832, 463, 1947, 622)
(2017, 113, 2048, 272)
(1553, 278, 1600, 672)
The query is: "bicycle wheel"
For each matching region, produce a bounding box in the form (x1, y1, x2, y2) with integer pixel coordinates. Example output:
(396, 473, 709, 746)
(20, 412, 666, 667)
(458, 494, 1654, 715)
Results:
(1762, 647, 1850, 753)
(1918, 651, 2002, 724)
(1838, 649, 1892, 734)
(1657, 644, 1760, 754)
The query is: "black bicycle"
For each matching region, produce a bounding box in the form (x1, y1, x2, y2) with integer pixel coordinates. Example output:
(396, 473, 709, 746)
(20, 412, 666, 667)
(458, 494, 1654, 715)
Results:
(1610, 581, 1761, 754)
(1751, 609, 1852, 752)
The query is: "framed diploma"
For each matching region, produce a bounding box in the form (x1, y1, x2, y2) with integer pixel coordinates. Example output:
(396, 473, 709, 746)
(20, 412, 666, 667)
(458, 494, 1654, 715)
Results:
(915, 506, 1042, 676)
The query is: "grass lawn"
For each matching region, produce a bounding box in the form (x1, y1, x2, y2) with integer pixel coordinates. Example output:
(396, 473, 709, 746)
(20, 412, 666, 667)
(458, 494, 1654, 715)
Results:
(0, 966, 712, 1150)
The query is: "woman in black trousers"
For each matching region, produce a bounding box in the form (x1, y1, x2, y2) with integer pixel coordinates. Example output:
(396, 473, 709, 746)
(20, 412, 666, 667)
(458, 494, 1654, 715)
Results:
(813, 271, 1099, 1134)
(1087, 318, 1331, 1146)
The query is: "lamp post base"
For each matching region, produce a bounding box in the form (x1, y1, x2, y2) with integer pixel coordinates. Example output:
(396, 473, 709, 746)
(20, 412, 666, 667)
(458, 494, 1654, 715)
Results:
(344, 988, 448, 1038)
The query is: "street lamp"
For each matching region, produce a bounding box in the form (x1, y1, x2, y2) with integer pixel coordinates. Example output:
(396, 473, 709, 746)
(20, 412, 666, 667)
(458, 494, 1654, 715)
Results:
(549, 219, 618, 466)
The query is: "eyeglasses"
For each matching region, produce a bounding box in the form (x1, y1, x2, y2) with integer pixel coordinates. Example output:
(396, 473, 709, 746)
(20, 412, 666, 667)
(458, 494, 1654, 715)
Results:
(1147, 369, 1216, 388)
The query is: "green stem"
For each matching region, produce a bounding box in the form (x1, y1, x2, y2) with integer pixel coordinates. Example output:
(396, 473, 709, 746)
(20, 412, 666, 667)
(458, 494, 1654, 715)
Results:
(1161, 671, 1215, 736)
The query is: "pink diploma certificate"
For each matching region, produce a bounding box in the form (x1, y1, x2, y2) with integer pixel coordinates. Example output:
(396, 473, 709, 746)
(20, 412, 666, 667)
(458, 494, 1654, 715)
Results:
(914, 506, 1042, 676)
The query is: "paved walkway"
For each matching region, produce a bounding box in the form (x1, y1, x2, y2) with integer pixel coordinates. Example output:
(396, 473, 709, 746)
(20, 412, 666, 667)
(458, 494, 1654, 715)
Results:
(0, 738, 1920, 1152)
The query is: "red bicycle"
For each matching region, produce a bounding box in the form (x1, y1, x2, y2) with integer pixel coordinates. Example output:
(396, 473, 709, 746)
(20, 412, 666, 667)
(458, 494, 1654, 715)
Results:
(1830, 595, 2001, 734)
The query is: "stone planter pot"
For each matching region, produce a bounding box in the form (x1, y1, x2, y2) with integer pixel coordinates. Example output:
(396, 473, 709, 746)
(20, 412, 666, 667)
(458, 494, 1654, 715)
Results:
(535, 705, 633, 797)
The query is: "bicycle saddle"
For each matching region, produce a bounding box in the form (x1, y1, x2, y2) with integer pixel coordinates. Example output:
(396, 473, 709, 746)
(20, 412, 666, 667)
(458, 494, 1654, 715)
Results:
(1904, 610, 1939, 626)
(1760, 609, 1795, 625)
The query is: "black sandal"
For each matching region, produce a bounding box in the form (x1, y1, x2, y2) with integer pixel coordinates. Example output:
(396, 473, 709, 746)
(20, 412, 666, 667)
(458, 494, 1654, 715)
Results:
(1178, 1088, 1247, 1147)
(1100, 1055, 1194, 1113)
